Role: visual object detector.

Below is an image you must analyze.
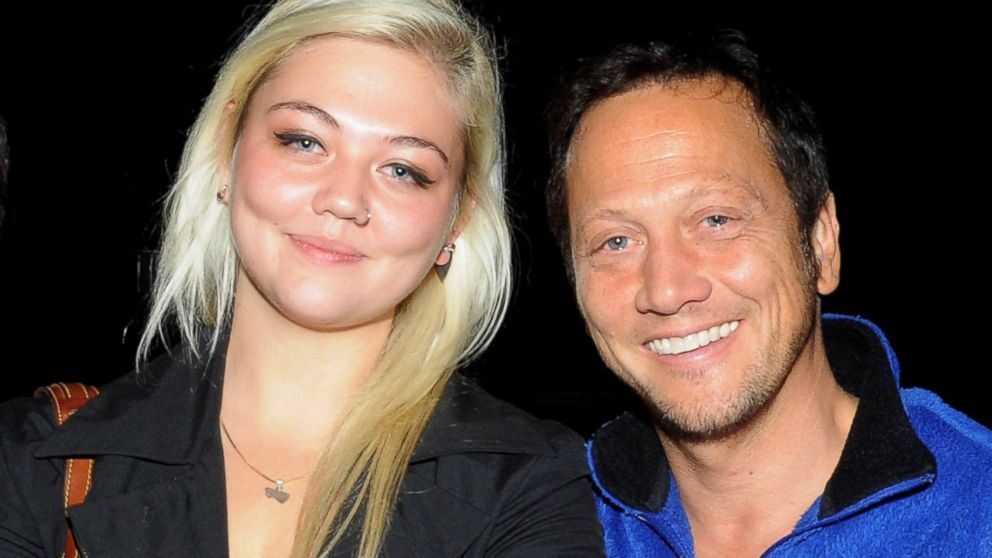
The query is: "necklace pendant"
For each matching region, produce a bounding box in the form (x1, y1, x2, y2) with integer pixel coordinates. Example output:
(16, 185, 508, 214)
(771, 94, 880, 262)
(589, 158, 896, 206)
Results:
(265, 479, 290, 503)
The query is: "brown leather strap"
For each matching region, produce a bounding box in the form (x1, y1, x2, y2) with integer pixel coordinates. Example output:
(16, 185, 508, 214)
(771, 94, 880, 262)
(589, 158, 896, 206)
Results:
(35, 382, 100, 558)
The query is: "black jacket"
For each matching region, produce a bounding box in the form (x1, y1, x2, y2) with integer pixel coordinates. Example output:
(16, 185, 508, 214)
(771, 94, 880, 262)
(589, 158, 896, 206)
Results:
(0, 347, 604, 557)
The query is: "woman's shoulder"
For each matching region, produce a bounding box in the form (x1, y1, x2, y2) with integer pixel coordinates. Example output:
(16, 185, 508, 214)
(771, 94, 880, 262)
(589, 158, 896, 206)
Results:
(0, 391, 73, 556)
(0, 348, 214, 470)
(417, 372, 586, 463)
(0, 372, 142, 483)
(0, 392, 57, 456)
(392, 374, 604, 556)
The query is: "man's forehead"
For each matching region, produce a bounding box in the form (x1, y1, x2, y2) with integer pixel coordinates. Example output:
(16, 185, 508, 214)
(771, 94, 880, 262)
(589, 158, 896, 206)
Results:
(571, 77, 762, 153)
(562, 76, 790, 233)
(568, 79, 774, 180)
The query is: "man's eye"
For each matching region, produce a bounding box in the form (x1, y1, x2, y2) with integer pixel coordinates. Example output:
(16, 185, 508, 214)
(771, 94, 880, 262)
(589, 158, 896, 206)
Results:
(704, 215, 730, 227)
(604, 236, 630, 251)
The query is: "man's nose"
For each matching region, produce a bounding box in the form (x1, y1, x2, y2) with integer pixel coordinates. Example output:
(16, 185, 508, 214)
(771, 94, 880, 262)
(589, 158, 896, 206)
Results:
(634, 231, 712, 316)
(311, 155, 371, 226)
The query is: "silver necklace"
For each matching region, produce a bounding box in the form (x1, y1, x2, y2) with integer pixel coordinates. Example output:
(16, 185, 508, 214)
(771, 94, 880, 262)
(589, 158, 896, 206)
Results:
(219, 417, 311, 503)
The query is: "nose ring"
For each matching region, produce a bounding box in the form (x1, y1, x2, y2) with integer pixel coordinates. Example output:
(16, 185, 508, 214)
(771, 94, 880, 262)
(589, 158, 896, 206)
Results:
(354, 209, 371, 226)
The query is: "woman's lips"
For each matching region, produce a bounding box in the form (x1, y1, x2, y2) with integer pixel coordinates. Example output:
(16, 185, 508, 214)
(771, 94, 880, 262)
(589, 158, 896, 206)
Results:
(289, 234, 365, 263)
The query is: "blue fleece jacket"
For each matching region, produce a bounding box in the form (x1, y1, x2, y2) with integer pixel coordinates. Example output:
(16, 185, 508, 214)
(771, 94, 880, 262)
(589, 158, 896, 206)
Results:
(588, 315, 992, 557)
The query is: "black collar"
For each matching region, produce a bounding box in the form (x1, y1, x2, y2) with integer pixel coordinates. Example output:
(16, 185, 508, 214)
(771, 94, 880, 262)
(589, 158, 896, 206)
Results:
(590, 314, 937, 519)
(35, 345, 224, 464)
(30, 338, 564, 558)
(35, 340, 556, 464)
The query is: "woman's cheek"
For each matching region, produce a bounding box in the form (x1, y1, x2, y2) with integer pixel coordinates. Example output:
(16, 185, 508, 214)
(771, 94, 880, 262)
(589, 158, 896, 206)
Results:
(376, 200, 454, 254)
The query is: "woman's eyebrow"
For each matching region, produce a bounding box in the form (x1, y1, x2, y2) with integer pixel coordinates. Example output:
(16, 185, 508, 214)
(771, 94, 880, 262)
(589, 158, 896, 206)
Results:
(387, 135, 449, 168)
(267, 101, 450, 168)
(268, 101, 339, 127)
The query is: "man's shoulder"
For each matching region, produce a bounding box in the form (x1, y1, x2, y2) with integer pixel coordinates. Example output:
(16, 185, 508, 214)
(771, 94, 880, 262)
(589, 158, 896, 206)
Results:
(888, 386, 992, 549)
(902, 386, 992, 453)
(901, 386, 992, 478)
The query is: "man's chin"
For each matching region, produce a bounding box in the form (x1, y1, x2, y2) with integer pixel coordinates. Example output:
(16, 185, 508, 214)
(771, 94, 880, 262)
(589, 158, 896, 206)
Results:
(643, 384, 779, 445)
(649, 403, 762, 444)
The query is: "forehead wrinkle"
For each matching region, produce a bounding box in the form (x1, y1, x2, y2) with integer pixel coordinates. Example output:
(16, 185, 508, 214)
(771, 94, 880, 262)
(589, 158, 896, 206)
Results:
(616, 128, 687, 148)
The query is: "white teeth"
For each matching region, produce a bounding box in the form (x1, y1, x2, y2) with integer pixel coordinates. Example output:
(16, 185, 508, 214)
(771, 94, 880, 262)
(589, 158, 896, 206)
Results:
(684, 334, 699, 351)
(649, 320, 739, 356)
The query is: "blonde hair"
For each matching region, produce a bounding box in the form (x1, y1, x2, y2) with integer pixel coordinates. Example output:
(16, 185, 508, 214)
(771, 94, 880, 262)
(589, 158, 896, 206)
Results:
(138, 0, 510, 555)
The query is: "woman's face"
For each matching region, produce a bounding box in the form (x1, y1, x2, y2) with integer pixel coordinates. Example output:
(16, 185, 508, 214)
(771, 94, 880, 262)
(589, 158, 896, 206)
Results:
(227, 37, 464, 331)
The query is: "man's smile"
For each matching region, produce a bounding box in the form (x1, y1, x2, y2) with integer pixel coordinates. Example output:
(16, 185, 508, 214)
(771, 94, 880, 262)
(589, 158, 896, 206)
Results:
(647, 320, 740, 356)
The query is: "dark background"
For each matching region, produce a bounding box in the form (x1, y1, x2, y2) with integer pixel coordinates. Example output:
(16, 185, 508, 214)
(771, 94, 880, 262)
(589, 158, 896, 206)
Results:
(0, 4, 986, 435)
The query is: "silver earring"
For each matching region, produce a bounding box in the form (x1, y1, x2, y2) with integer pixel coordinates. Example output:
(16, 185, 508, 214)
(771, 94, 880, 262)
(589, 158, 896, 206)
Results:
(217, 185, 228, 203)
(436, 243, 455, 281)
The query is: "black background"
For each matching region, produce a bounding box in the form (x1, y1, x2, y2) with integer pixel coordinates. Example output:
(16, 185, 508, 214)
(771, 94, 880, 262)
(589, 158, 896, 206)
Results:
(0, 4, 986, 435)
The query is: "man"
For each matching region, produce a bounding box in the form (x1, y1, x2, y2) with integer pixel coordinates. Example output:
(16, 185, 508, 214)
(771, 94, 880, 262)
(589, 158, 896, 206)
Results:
(546, 31, 992, 557)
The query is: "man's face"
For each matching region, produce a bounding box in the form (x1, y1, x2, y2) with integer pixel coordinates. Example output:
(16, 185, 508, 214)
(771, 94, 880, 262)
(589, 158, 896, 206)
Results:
(566, 78, 839, 440)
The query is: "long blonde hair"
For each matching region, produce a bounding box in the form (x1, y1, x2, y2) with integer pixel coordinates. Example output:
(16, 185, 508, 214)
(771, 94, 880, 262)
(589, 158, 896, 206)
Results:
(138, 1, 510, 555)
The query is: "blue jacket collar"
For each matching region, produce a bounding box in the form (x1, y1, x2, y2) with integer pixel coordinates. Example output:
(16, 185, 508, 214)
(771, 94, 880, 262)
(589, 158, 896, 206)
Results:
(589, 314, 936, 520)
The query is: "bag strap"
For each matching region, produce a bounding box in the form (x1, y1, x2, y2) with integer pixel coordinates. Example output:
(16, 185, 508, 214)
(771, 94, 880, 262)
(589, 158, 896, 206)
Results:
(35, 382, 100, 558)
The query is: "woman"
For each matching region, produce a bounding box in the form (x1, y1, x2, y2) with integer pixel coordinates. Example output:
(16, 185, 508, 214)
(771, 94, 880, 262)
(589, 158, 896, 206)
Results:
(0, 1, 603, 556)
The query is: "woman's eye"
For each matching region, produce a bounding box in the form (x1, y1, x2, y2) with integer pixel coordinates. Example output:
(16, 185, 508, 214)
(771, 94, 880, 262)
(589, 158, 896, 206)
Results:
(383, 163, 434, 187)
(274, 132, 324, 154)
(604, 236, 630, 251)
(704, 214, 731, 228)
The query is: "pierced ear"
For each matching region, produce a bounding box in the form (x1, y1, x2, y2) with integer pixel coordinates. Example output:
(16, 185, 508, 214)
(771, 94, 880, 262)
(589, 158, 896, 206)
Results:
(434, 191, 478, 266)
(217, 100, 239, 191)
(435, 243, 454, 266)
(812, 191, 841, 295)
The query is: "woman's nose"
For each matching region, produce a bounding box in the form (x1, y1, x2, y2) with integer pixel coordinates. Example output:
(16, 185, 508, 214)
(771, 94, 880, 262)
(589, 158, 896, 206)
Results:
(310, 157, 371, 226)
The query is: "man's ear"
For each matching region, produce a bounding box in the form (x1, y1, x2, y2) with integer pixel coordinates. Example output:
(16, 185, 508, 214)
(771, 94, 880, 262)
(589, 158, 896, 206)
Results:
(812, 191, 841, 295)
(435, 191, 477, 266)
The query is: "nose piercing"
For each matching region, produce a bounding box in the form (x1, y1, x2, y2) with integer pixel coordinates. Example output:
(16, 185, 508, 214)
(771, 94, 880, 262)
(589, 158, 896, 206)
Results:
(354, 209, 371, 226)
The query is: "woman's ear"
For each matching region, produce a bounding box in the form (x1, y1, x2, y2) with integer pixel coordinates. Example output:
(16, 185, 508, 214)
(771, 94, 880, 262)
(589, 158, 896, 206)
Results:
(217, 101, 239, 199)
(434, 191, 477, 266)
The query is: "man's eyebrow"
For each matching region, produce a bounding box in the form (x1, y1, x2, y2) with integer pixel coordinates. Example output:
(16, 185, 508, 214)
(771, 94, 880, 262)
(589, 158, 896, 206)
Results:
(266, 101, 450, 168)
(267, 101, 339, 128)
(387, 135, 450, 168)
(575, 209, 631, 240)
(690, 176, 768, 208)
